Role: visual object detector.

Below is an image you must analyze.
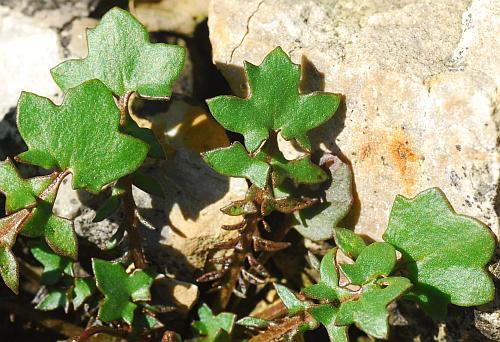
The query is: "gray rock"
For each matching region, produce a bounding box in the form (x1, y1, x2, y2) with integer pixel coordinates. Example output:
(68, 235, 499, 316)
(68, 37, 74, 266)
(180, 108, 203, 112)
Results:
(0, 6, 62, 124)
(208, 0, 500, 240)
(0, 0, 100, 28)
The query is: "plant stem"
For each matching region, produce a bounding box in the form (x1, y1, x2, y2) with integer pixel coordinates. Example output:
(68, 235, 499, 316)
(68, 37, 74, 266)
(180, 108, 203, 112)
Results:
(213, 214, 259, 311)
(122, 175, 146, 269)
(68, 325, 129, 342)
(118, 92, 146, 269)
(249, 312, 315, 342)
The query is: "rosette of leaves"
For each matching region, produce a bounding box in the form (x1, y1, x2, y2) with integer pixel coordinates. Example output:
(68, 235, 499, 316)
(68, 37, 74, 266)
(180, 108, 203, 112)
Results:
(199, 47, 341, 310)
(256, 189, 494, 341)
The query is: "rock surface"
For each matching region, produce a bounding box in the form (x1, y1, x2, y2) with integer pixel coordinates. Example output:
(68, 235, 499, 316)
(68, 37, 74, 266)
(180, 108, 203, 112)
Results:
(0, 0, 100, 28)
(208, 0, 500, 240)
(133, 0, 209, 36)
(0, 6, 62, 123)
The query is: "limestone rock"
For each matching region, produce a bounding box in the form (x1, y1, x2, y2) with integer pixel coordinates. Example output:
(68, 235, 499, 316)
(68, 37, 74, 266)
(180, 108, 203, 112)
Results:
(133, 0, 209, 36)
(0, 0, 100, 28)
(208, 0, 500, 240)
(0, 6, 62, 123)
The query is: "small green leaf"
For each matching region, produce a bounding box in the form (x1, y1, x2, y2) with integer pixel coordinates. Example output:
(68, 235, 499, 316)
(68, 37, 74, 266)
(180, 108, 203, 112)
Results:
(0, 158, 55, 214)
(73, 277, 96, 309)
(307, 251, 320, 271)
(274, 284, 309, 315)
(30, 241, 74, 285)
(340, 242, 396, 285)
(92, 258, 155, 324)
(220, 199, 257, 216)
(17, 80, 149, 193)
(293, 156, 353, 241)
(36, 288, 69, 312)
(383, 188, 496, 319)
(133, 171, 165, 198)
(303, 249, 350, 301)
(51, 7, 185, 99)
(0, 210, 29, 293)
(336, 277, 412, 339)
(21, 183, 77, 260)
(192, 303, 236, 342)
(255, 143, 328, 187)
(236, 316, 270, 328)
(203, 142, 270, 188)
(333, 227, 366, 259)
(94, 181, 126, 222)
(309, 304, 348, 342)
(207, 47, 340, 152)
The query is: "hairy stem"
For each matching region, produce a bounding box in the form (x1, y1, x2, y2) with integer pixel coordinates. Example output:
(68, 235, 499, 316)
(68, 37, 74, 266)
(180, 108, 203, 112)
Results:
(213, 214, 259, 311)
(249, 312, 315, 342)
(68, 325, 129, 342)
(118, 92, 146, 269)
(122, 175, 146, 269)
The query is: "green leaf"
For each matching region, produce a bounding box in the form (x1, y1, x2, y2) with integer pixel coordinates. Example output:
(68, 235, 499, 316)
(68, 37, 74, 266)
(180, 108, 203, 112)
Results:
(333, 228, 366, 259)
(21, 179, 77, 260)
(192, 303, 236, 342)
(207, 47, 340, 152)
(293, 156, 353, 241)
(254, 140, 328, 187)
(203, 142, 270, 188)
(17, 80, 149, 193)
(94, 181, 126, 222)
(0, 158, 55, 214)
(303, 249, 350, 301)
(0, 210, 29, 293)
(274, 284, 309, 315)
(51, 7, 185, 99)
(309, 304, 348, 342)
(36, 288, 69, 312)
(336, 277, 412, 339)
(340, 242, 396, 285)
(30, 241, 74, 285)
(236, 316, 270, 328)
(220, 199, 257, 216)
(122, 113, 165, 159)
(133, 171, 165, 198)
(73, 277, 96, 309)
(383, 188, 496, 319)
(92, 258, 155, 324)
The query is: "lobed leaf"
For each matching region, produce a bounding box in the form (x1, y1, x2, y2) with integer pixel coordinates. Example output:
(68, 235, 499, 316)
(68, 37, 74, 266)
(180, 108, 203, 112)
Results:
(303, 248, 350, 301)
(192, 303, 236, 342)
(17, 80, 149, 193)
(383, 188, 496, 318)
(30, 241, 74, 285)
(203, 142, 270, 188)
(0, 210, 30, 293)
(294, 156, 353, 241)
(333, 227, 366, 259)
(36, 288, 69, 312)
(207, 47, 340, 152)
(336, 277, 412, 339)
(340, 242, 396, 285)
(309, 304, 348, 342)
(51, 7, 185, 99)
(274, 283, 309, 315)
(73, 277, 96, 309)
(21, 178, 77, 259)
(0, 158, 55, 214)
(92, 258, 155, 324)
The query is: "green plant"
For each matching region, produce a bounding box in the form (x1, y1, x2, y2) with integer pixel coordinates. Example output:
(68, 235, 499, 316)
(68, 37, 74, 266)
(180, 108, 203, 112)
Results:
(0, 6, 495, 342)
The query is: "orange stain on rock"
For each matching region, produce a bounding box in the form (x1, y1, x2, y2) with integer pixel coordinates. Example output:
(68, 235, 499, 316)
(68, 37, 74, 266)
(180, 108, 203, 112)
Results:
(388, 130, 419, 195)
